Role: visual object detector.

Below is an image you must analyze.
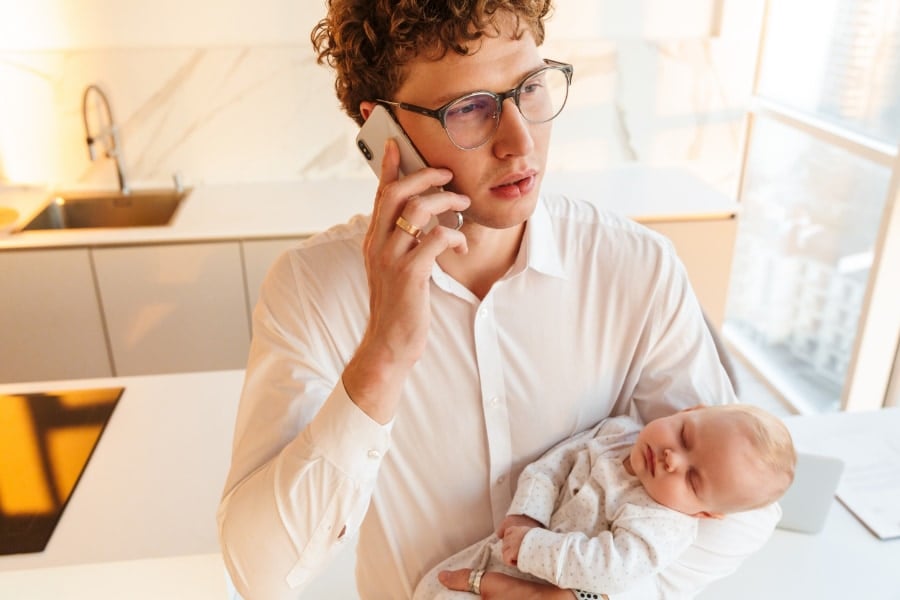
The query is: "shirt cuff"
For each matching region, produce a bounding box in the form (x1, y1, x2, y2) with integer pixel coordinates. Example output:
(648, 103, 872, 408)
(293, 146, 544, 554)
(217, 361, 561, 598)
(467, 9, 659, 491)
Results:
(307, 379, 394, 483)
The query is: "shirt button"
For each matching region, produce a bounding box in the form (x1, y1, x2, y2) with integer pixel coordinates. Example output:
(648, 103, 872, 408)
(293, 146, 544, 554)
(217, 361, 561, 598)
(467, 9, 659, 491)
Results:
(367, 449, 381, 459)
(490, 396, 500, 407)
(479, 308, 488, 318)
(497, 475, 506, 484)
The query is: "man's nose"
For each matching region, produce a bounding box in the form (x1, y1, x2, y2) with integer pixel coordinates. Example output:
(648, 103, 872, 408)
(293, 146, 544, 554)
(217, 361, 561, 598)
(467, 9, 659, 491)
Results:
(493, 97, 534, 157)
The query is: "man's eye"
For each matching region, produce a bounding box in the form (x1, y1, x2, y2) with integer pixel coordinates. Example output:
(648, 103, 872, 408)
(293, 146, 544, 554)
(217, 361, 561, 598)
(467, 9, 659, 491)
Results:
(447, 96, 493, 118)
(521, 72, 548, 95)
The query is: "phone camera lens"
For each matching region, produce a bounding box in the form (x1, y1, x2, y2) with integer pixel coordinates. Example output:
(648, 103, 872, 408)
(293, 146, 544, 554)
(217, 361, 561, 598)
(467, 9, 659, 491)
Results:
(357, 140, 373, 160)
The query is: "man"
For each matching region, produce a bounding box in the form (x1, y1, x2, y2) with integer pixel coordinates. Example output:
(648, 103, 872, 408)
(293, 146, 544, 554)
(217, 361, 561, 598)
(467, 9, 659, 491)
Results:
(217, 2, 779, 599)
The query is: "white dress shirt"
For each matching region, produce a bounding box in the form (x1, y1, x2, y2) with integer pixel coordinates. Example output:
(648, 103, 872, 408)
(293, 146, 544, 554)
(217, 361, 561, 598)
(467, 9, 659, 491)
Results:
(217, 194, 779, 600)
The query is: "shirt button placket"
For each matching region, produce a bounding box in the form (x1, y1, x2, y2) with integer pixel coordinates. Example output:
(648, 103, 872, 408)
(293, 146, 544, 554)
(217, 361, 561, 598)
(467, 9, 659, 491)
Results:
(472, 295, 513, 527)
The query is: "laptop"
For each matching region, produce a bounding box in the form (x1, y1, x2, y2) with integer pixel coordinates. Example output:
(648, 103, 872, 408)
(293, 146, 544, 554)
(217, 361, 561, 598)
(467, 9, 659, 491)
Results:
(777, 451, 845, 534)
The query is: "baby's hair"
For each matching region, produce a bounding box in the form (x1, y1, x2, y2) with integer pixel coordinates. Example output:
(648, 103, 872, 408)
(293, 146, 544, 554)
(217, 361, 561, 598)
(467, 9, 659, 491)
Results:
(712, 403, 797, 509)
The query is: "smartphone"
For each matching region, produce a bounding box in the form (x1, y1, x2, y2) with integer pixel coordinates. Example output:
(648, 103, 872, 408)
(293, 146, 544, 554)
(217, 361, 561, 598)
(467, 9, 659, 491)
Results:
(356, 104, 462, 231)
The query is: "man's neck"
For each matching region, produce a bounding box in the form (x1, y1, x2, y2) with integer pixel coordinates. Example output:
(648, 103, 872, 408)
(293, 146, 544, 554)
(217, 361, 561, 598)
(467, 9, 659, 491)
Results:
(438, 221, 526, 300)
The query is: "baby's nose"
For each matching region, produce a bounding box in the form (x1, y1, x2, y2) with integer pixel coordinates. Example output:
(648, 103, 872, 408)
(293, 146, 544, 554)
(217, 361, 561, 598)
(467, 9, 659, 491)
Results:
(663, 448, 680, 473)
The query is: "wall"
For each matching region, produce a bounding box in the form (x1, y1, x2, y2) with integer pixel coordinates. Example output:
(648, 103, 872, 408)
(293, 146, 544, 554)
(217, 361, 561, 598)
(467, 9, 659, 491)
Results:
(0, 0, 762, 196)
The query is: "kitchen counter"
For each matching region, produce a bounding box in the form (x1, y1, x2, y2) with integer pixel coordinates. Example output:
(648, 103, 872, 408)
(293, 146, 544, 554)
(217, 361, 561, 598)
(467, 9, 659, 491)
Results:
(0, 369, 360, 600)
(0, 167, 739, 250)
(0, 180, 376, 249)
(0, 370, 242, 574)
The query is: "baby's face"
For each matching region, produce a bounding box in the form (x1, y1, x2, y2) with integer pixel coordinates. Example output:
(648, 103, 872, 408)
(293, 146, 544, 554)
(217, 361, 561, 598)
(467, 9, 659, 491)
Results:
(626, 407, 769, 518)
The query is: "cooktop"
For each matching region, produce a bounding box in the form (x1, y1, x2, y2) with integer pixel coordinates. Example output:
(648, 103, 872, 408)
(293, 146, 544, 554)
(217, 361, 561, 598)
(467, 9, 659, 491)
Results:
(0, 387, 123, 556)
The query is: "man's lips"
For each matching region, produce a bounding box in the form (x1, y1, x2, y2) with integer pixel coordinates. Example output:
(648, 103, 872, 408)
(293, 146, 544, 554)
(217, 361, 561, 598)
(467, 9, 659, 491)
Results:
(490, 170, 537, 190)
(489, 174, 537, 199)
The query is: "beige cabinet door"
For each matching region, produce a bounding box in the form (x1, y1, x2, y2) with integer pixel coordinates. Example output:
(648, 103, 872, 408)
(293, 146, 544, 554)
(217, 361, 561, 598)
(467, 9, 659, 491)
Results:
(240, 237, 305, 321)
(642, 217, 738, 329)
(92, 242, 250, 375)
(0, 248, 112, 382)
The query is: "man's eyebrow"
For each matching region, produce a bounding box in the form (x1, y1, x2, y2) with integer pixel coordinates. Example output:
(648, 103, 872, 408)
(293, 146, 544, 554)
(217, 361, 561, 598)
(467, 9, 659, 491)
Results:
(426, 62, 549, 106)
(431, 89, 474, 106)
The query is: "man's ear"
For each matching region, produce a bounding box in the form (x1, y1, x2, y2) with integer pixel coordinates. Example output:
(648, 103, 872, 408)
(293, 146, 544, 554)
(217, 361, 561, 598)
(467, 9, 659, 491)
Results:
(693, 510, 724, 520)
(360, 101, 376, 121)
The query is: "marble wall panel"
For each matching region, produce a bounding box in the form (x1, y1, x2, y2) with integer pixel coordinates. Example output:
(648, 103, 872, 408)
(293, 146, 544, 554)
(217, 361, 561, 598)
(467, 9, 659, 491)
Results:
(0, 0, 761, 196)
(0, 47, 362, 188)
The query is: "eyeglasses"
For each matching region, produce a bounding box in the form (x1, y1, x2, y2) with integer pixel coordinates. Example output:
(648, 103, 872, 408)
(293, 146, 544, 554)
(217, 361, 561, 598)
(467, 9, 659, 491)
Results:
(377, 59, 574, 150)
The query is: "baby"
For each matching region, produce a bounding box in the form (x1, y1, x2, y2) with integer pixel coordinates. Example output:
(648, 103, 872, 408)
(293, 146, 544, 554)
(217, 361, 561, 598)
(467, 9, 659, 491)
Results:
(414, 404, 796, 599)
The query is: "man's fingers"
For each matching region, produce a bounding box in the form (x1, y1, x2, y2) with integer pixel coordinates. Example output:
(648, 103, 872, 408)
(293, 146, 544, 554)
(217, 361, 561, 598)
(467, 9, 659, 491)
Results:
(378, 138, 401, 188)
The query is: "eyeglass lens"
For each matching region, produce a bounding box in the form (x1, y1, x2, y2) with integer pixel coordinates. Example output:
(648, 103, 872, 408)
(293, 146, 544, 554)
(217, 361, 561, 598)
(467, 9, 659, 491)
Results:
(444, 66, 570, 149)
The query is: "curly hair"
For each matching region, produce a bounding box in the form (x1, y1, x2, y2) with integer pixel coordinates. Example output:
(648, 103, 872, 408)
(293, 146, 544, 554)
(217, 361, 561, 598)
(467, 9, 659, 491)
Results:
(311, 0, 553, 125)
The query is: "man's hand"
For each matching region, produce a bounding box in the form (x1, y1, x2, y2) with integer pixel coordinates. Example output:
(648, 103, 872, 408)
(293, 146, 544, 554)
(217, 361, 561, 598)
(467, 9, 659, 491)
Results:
(343, 138, 469, 424)
(438, 569, 575, 600)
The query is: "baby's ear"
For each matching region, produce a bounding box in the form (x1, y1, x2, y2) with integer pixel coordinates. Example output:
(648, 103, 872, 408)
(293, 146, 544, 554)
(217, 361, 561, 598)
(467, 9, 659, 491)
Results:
(692, 510, 724, 520)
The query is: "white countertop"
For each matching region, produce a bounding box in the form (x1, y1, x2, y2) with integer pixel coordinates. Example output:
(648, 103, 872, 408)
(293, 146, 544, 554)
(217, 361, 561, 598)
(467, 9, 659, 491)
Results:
(0, 180, 376, 250)
(0, 369, 357, 600)
(0, 370, 243, 573)
(0, 167, 739, 250)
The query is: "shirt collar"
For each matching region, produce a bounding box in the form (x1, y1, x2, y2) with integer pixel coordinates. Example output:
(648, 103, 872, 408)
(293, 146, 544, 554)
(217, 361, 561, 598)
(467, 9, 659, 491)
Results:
(521, 196, 566, 279)
(431, 196, 566, 295)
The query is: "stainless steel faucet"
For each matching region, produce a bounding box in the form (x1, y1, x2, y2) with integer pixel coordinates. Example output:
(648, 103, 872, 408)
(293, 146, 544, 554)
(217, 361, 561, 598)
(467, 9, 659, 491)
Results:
(82, 84, 130, 195)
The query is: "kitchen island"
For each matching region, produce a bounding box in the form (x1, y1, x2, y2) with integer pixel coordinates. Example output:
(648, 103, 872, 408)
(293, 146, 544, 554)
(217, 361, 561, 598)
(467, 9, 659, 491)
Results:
(0, 371, 241, 599)
(0, 369, 359, 600)
(4, 370, 898, 600)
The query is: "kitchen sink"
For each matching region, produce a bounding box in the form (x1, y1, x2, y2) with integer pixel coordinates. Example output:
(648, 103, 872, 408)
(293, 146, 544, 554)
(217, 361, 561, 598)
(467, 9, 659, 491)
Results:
(21, 188, 190, 231)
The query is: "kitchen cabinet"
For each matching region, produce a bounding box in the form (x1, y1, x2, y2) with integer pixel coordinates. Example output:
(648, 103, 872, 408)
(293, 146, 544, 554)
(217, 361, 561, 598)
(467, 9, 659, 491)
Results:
(91, 242, 250, 375)
(542, 168, 739, 329)
(641, 216, 737, 328)
(240, 237, 305, 320)
(0, 249, 112, 382)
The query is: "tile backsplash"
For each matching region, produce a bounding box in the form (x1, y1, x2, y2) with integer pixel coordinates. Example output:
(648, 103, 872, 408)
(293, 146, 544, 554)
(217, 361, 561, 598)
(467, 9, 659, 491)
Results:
(0, 0, 762, 197)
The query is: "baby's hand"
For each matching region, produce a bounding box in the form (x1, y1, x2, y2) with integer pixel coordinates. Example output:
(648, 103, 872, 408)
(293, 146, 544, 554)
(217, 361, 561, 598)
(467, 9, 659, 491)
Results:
(500, 525, 532, 567)
(496, 514, 542, 539)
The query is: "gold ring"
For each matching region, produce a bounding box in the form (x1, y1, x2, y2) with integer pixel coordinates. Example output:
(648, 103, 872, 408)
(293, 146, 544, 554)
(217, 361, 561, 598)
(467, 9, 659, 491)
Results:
(395, 215, 422, 240)
(468, 569, 484, 595)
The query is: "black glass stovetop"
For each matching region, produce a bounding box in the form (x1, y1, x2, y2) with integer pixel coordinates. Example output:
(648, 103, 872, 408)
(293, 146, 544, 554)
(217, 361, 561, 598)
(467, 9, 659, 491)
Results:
(0, 387, 122, 556)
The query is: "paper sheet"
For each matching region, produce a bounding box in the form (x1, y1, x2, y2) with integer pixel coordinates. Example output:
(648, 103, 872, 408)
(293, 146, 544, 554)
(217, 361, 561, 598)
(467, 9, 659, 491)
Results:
(830, 431, 900, 540)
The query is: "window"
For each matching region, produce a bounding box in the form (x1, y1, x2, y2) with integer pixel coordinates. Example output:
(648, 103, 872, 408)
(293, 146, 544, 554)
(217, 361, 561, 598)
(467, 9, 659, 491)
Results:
(724, 0, 900, 413)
